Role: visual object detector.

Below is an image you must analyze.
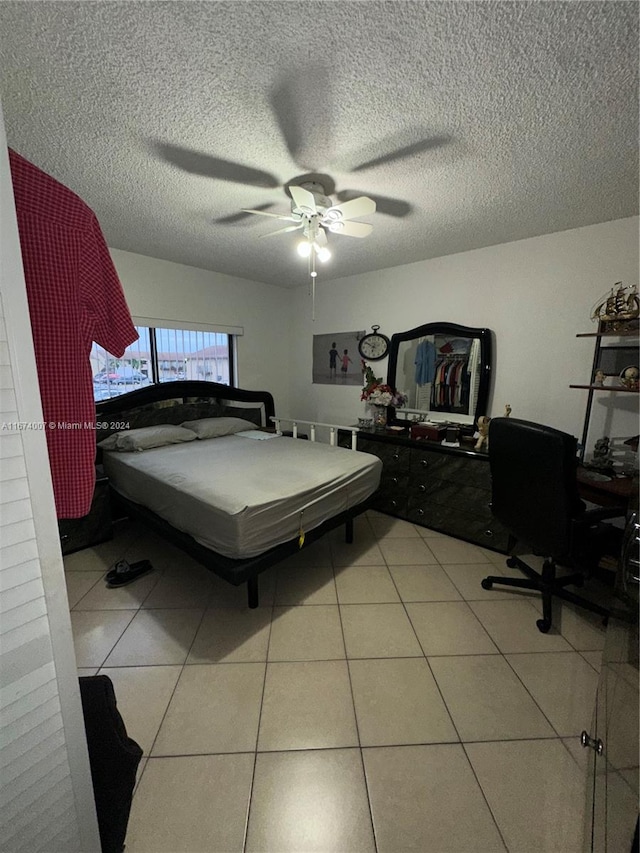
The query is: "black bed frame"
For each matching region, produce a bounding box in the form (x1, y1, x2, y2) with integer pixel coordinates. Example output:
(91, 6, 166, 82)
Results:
(95, 380, 369, 607)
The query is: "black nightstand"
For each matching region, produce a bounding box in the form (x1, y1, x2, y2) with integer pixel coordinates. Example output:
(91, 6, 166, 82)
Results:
(58, 470, 113, 555)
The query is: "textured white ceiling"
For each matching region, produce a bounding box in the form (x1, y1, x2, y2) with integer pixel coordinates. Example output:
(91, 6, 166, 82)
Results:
(0, 1, 637, 288)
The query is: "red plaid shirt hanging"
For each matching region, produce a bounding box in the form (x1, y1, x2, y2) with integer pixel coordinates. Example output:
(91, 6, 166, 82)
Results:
(9, 149, 138, 518)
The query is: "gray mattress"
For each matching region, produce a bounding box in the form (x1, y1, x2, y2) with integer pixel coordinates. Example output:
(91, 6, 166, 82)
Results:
(103, 433, 381, 558)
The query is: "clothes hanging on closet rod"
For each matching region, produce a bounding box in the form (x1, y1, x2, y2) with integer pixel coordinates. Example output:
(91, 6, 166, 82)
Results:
(9, 149, 138, 518)
(431, 354, 471, 410)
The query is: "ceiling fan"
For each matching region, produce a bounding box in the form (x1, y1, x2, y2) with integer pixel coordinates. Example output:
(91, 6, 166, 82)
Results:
(244, 181, 375, 240)
(242, 181, 375, 282)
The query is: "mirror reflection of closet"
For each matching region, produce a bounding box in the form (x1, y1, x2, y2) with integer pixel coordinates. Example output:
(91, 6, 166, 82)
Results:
(387, 322, 493, 427)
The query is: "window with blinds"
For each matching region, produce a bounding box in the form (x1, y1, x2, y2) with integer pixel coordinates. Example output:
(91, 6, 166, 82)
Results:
(90, 325, 233, 401)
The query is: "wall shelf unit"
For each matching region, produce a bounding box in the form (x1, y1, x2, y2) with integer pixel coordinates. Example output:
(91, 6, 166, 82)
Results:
(573, 320, 639, 463)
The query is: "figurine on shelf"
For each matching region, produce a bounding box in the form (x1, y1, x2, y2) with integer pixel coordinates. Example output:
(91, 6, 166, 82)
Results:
(504, 404, 512, 417)
(474, 415, 491, 451)
(590, 436, 611, 469)
(620, 365, 639, 390)
(594, 369, 606, 387)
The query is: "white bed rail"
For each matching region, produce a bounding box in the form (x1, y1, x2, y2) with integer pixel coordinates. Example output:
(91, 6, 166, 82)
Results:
(270, 417, 359, 450)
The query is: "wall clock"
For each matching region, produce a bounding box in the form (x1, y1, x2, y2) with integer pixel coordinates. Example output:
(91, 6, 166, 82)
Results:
(358, 325, 390, 361)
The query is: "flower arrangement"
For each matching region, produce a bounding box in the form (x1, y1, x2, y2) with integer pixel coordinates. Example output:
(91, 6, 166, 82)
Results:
(360, 364, 408, 408)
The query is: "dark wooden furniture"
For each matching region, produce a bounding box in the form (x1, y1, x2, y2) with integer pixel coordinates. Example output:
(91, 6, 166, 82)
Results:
(95, 381, 373, 608)
(340, 426, 511, 553)
(58, 469, 113, 555)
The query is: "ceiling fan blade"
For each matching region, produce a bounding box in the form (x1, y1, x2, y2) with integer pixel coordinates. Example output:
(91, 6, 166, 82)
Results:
(242, 209, 298, 221)
(350, 135, 451, 172)
(325, 196, 376, 221)
(337, 190, 411, 218)
(153, 142, 280, 188)
(289, 185, 317, 215)
(259, 223, 304, 238)
(327, 221, 373, 238)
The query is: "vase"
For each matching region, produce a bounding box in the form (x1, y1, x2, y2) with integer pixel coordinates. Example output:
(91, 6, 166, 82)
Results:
(372, 405, 387, 429)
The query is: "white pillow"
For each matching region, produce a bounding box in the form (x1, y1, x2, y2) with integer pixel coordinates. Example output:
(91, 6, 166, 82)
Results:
(98, 424, 198, 452)
(180, 416, 258, 439)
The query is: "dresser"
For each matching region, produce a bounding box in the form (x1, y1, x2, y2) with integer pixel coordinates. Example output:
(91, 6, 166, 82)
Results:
(342, 428, 511, 553)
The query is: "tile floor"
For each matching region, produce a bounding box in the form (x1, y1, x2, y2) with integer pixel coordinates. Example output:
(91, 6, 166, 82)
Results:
(65, 512, 608, 853)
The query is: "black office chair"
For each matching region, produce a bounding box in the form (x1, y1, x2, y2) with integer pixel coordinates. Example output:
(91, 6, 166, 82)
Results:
(481, 418, 625, 633)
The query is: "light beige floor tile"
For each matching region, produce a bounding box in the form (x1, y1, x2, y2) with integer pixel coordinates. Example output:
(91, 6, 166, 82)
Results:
(268, 605, 345, 660)
(378, 537, 438, 566)
(561, 736, 590, 772)
(430, 655, 555, 742)
(327, 513, 375, 541)
(257, 660, 358, 751)
(98, 665, 182, 754)
(103, 608, 204, 666)
(187, 606, 271, 663)
(466, 739, 586, 853)
(246, 749, 376, 853)
(416, 526, 447, 539)
(349, 658, 457, 746)
(479, 546, 515, 566)
(65, 571, 104, 609)
(389, 564, 462, 602)
(142, 563, 215, 609)
(506, 652, 599, 738)
(555, 603, 607, 651)
(363, 744, 505, 852)
(426, 536, 492, 564)
(443, 562, 536, 601)
(63, 538, 128, 573)
(334, 564, 400, 603)
(207, 570, 276, 609)
(469, 600, 573, 653)
(275, 563, 337, 605)
(127, 753, 254, 853)
(330, 536, 386, 567)
(70, 610, 136, 668)
(133, 756, 148, 795)
(406, 602, 499, 656)
(580, 650, 602, 672)
(276, 537, 332, 569)
(369, 516, 421, 539)
(152, 663, 265, 755)
(124, 530, 193, 573)
(71, 570, 159, 610)
(340, 603, 423, 658)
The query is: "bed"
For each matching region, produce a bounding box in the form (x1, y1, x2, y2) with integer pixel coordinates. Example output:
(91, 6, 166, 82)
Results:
(95, 381, 381, 607)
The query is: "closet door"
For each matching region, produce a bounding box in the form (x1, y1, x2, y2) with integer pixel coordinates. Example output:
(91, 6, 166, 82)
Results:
(583, 511, 639, 852)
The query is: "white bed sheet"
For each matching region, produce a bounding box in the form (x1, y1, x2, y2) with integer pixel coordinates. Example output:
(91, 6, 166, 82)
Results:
(102, 434, 381, 558)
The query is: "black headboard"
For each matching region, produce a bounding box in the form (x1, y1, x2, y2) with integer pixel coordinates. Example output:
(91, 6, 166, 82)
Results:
(95, 380, 275, 443)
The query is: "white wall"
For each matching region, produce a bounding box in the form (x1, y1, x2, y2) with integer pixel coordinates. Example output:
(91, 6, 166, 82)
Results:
(288, 217, 639, 453)
(110, 249, 292, 416)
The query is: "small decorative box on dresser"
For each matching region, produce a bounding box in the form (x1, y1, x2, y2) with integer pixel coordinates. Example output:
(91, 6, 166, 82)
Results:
(58, 468, 113, 555)
(343, 428, 510, 553)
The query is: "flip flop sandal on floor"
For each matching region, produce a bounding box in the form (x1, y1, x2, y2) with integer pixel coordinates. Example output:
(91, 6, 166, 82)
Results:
(106, 559, 154, 588)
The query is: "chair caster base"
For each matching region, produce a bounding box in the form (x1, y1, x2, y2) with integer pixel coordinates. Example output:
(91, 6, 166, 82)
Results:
(506, 557, 519, 568)
(481, 578, 493, 590)
(536, 618, 551, 633)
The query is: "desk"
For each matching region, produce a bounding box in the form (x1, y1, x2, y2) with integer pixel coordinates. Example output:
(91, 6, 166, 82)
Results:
(576, 467, 636, 509)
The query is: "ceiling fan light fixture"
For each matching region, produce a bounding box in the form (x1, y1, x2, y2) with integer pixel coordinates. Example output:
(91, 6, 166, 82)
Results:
(316, 245, 331, 262)
(297, 240, 312, 258)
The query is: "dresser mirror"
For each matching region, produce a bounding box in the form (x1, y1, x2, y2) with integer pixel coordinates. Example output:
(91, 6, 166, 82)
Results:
(386, 322, 493, 428)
